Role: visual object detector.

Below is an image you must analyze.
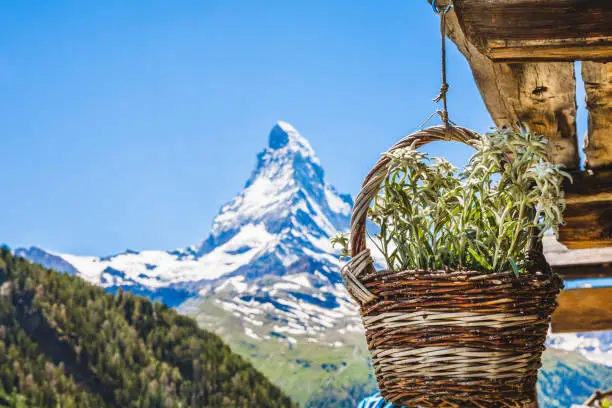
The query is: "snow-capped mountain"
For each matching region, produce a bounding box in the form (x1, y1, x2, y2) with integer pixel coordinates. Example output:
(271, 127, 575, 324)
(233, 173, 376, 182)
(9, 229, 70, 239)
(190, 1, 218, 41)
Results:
(194, 120, 352, 281)
(15, 121, 354, 306)
(13, 121, 369, 405)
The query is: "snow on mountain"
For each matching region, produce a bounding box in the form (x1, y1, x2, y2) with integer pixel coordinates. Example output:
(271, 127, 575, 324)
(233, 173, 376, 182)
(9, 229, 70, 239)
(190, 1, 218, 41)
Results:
(180, 257, 364, 348)
(13, 246, 80, 276)
(194, 120, 352, 280)
(176, 121, 361, 345)
(15, 121, 353, 302)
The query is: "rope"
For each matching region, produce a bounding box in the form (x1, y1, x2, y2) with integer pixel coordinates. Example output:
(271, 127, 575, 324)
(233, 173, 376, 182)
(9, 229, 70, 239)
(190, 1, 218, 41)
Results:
(431, 1, 453, 136)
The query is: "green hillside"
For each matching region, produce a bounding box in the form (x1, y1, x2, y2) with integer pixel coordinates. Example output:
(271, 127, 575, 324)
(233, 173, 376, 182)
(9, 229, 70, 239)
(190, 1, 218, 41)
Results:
(0, 248, 295, 408)
(186, 296, 377, 408)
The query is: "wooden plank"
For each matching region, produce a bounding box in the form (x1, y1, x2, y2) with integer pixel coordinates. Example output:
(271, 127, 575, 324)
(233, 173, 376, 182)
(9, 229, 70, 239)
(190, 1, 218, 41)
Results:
(558, 170, 612, 249)
(558, 201, 612, 249)
(551, 287, 612, 333)
(553, 263, 612, 280)
(582, 62, 612, 169)
(485, 44, 612, 63)
(453, 0, 612, 62)
(429, 1, 580, 169)
(544, 235, 612, 278)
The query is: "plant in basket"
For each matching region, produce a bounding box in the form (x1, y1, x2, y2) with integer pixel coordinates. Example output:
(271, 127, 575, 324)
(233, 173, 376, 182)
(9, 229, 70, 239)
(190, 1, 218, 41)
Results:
(332, 126, 571, 408)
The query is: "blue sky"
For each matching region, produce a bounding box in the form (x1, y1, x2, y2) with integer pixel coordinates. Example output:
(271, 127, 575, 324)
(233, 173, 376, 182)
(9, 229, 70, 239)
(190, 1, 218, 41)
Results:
(0, 1, 587, 255)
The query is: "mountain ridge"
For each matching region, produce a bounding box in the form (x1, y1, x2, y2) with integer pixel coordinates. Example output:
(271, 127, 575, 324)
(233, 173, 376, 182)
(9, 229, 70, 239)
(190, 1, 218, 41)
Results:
(16, 121, 351, 296)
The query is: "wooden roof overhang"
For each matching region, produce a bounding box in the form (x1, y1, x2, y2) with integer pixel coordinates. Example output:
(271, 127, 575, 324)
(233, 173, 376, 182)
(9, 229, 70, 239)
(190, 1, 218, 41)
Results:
(425, 1, 612, 334)
(453, 0, 612, 62)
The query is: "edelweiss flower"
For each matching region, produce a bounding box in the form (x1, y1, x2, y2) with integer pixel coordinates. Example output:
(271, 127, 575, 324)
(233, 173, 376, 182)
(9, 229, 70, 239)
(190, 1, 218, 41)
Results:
(383, 144, 426, 170)
(432, 158, 457, 175)
(526, 162, 557, 179)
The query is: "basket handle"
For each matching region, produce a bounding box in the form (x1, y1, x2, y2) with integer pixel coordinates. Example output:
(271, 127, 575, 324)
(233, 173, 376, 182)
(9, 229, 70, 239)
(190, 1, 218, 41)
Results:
(342, 125, 481, 305)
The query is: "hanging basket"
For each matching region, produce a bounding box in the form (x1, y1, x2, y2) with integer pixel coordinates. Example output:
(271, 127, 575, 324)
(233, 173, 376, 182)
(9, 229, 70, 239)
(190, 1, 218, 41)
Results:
(342, 125, 562, 408)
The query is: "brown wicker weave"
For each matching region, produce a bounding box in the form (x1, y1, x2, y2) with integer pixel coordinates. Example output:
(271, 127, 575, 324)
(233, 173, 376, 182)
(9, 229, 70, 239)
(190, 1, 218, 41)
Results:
(342, 125, 562, 408)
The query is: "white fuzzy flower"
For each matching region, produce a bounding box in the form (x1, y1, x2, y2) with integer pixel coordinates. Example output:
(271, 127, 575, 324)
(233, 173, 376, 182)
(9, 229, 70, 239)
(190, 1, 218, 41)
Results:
(383, 145, 426, 169)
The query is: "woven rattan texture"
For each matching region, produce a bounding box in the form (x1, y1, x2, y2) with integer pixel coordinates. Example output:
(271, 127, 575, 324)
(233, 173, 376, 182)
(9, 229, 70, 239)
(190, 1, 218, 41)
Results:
(361, 269, 561, 407)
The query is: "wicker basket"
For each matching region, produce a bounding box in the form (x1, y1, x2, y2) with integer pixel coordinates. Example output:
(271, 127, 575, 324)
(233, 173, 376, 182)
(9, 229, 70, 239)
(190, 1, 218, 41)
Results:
(342, 126, 562, 408)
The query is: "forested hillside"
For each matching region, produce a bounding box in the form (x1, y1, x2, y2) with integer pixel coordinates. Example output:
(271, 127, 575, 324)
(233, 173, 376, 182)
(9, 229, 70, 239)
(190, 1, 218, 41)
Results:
(0, 247, 295, 408)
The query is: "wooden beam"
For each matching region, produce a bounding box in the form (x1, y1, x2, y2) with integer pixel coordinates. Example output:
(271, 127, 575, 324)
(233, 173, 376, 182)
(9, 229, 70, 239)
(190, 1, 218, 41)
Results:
(551, 287, 612, 333)
(544, 235, 612, 278)
(553, 263, 612, 280)
(453, 0, 612, 63)
(559, 203, 612, 249)
(558, 170, 612, 249)
(563, 169, 612, 195)
(431, 2, 580, 169)
(583, 62, 612, 169)
(483, 44, 612, 63)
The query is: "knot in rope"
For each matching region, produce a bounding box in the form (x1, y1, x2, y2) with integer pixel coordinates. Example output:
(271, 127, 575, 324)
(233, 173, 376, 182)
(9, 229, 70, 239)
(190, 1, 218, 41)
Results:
(433, 83, 449, 104)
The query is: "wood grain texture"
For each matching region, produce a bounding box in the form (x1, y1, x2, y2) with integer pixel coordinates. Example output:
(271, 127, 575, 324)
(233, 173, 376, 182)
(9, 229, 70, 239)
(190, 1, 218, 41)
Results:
(558, 201, 612, 249)
(435, 3, 580, 169)
(484, 45, 612, 63)
(583, 62, 612, 169)
(544, 235, 612, 279)
(552, 287, 612, 333)
(558, 170, 612, 249)
(453, 0, 612, 62)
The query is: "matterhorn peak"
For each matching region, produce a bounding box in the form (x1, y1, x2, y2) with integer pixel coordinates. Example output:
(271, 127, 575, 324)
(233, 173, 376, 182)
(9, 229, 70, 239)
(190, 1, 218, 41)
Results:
(197, 121, 351, 261)
(268, 121, 318, 163)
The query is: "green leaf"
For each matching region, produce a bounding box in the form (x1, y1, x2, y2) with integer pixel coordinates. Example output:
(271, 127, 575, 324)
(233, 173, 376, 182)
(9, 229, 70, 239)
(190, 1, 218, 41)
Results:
(509, 258, 520, 278)
(467, 248, 492, 271)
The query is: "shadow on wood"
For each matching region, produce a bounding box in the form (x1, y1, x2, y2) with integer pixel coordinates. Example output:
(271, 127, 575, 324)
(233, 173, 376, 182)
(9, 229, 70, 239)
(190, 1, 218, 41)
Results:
(558, 170, 612, 249)
(551, 287, 612, 333)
